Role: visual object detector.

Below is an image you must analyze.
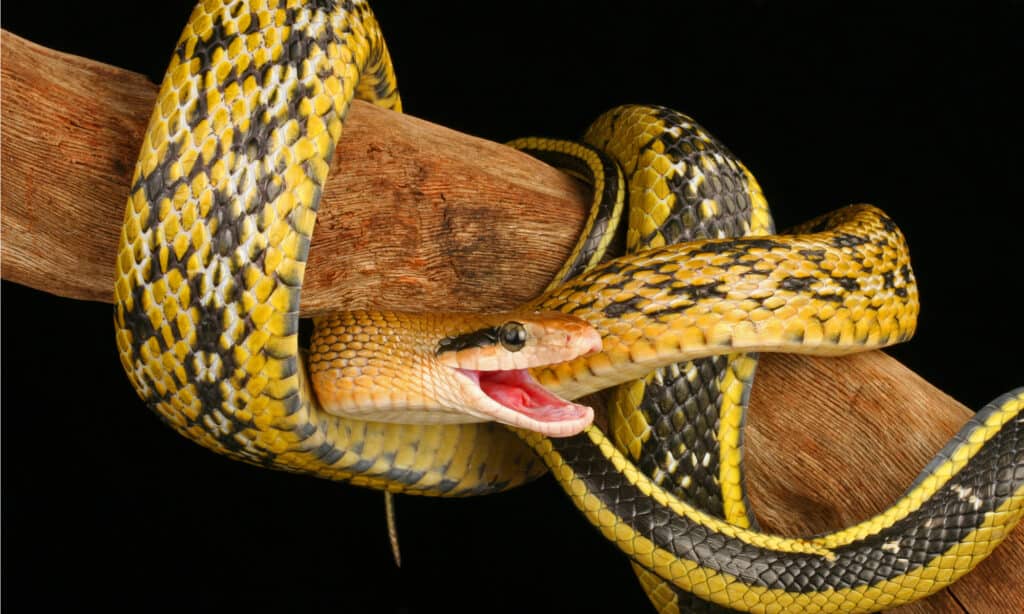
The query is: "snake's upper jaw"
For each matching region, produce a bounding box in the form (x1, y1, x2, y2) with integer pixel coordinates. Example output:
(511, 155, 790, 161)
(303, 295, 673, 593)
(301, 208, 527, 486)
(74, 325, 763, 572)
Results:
(455, 368, 595, 437)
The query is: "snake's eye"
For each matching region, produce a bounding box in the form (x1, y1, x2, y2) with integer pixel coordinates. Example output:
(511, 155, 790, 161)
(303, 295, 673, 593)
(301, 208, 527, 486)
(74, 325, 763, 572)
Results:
(498, 321, 527, 352)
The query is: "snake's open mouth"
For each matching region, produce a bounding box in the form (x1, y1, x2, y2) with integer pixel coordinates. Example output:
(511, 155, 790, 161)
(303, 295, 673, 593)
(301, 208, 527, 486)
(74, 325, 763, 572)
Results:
(458, 369, 593, 437)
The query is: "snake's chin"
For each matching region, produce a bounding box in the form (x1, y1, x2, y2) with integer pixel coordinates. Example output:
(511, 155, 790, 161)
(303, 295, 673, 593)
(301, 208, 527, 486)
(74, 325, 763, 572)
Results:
(457, 369, 594, 437)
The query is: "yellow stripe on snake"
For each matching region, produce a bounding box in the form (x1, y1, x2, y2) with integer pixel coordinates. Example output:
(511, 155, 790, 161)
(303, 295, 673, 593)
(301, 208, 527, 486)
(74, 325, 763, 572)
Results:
(113, 1, 1023, 612)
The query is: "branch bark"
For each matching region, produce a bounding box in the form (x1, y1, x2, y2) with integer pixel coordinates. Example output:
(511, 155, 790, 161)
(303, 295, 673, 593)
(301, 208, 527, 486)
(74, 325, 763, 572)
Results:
(1, 30, 1019, 612)
(0, 30, 588, 316)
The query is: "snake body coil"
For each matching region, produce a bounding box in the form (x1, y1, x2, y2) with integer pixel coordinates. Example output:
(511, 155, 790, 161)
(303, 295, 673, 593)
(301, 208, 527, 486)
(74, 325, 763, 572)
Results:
(114, 1, 1023, 611)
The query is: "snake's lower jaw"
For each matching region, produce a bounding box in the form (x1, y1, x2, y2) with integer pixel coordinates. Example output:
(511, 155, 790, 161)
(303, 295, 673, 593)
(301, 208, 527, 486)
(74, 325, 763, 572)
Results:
(456, 368, 595, 437)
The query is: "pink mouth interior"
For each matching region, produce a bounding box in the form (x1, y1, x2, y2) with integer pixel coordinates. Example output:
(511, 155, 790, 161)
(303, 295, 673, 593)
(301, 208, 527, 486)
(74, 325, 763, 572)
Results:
(460, 369, 588, 422)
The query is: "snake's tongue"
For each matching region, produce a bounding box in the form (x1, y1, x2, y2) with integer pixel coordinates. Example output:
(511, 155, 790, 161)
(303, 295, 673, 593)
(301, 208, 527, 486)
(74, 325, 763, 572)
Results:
(466, 369, 593, 437)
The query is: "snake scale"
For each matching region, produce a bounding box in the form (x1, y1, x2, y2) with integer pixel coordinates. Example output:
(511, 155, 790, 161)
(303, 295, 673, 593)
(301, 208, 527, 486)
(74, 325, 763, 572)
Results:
(113, 1, 1023, 611)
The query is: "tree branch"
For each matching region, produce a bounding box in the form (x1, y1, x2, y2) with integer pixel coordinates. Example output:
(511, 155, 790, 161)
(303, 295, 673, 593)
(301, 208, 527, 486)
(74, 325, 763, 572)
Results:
(0, 30, 589, 315)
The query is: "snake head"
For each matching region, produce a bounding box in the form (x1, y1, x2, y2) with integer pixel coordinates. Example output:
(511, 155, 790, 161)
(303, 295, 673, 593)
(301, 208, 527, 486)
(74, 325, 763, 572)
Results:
(308, 310, 601, 437)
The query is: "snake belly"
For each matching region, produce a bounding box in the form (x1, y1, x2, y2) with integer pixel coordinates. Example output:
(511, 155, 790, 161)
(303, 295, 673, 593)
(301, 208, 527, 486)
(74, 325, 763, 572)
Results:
(113, 1, 1024, 612)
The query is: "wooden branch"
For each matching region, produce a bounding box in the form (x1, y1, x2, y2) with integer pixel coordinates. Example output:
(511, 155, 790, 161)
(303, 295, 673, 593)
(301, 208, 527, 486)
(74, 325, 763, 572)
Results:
(0, 30, 589, 316)
(1, 30, 1019, 613)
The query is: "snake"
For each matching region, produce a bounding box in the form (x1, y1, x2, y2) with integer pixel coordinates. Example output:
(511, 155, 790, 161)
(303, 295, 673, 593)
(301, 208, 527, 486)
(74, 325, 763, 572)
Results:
(112, 1, 1024, 611)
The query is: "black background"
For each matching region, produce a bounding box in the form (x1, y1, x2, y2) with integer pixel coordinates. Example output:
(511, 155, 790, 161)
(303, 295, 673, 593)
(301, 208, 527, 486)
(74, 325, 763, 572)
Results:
(3, 1, 1022, 611)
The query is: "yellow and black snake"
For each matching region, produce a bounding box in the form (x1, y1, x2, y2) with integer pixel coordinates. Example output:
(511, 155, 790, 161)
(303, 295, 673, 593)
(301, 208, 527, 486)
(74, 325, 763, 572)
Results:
(113, 1, 1023, 611)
